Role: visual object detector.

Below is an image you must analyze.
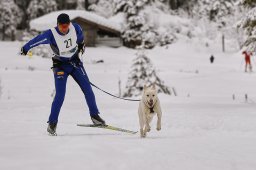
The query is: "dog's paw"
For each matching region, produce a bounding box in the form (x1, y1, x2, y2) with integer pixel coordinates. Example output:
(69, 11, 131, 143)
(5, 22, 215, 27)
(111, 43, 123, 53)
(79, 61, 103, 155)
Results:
(146, 127, 151, 132)
(156, 126, 161, 131)
(141, 131, 147, 138)
(140, 129, 146, 138)
(140, 132, 146, 138)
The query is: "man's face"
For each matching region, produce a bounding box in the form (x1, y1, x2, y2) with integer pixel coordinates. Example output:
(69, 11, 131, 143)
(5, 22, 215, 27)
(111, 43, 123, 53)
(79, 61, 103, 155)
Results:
(58, 23, 70, 34)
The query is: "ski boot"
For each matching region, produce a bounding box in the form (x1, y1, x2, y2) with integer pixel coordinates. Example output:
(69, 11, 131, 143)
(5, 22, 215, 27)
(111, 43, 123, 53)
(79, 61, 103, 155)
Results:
(47, 123, 57, 136)
(91, 114, 106, 126)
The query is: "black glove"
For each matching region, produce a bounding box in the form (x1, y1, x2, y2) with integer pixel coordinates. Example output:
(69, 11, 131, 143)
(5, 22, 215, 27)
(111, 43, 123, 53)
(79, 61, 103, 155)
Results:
(78, 42, 85, 55)
(20, 47, 28, 55)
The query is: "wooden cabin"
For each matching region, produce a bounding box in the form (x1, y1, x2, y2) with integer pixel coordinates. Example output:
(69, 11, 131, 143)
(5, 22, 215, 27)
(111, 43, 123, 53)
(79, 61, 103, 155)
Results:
(72, 17, 122, 47)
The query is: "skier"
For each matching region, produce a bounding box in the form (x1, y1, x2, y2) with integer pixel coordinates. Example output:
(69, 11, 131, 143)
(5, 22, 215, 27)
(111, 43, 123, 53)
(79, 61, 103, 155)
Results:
(210, 55, 214, 64)
(242, 51, 253, 72)
(20, 13, 105, 135)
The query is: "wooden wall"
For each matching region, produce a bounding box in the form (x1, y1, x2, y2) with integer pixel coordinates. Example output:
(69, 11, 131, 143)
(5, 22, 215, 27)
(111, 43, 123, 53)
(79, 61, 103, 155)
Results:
(73, 18, 98, 47)
(72, 17, 121, 47)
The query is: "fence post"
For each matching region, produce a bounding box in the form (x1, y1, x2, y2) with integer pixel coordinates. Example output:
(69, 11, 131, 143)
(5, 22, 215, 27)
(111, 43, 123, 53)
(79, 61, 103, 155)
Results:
(222, 34, 225, 53)
(172, 87, 177, 96)
(245, 94, 248, 102)
(118, 77, 121, 97)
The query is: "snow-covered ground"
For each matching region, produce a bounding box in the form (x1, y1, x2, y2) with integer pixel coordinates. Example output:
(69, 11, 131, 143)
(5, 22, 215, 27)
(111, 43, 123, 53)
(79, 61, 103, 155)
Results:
(0, 41, 256, 170)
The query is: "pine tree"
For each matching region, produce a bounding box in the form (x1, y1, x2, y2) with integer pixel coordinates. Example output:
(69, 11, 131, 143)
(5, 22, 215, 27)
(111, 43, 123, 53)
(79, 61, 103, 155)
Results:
(241, 0, 256, 7)
(239, 0, 256, 51)
(114, 0, 159, 49)
(89, 0, 114, 18)
(0, 0, 22, 41)
(210, 0, 235, 28)
(14, 0, 31, 29)
(192, 0, 236, 27)
(27, 0, 57, 21)
(123, 50, 171, 97)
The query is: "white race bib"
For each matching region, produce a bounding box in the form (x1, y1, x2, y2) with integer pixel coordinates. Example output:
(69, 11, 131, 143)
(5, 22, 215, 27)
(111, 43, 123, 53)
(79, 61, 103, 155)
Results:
(51, 23, 77, 58)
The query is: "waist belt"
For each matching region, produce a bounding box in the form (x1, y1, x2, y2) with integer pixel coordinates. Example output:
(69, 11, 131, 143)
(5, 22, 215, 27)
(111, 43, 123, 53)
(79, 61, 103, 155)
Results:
(52, 53, 81, 69)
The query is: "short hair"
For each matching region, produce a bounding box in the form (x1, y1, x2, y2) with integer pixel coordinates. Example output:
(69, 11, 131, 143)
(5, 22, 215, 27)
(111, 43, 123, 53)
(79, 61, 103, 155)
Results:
(57, 13, 70, 24)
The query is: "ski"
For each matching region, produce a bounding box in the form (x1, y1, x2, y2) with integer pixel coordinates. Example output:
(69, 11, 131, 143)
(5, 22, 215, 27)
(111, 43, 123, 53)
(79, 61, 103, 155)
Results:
(77, 124, 138, 134)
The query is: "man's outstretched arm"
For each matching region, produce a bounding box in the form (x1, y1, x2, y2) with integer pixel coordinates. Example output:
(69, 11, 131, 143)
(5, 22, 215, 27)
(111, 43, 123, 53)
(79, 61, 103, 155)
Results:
(21, 30, 54, 55)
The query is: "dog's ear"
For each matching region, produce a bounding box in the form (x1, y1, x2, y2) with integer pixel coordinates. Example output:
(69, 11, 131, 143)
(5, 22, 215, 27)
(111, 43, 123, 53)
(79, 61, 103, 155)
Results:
(143, 85, 147, 90)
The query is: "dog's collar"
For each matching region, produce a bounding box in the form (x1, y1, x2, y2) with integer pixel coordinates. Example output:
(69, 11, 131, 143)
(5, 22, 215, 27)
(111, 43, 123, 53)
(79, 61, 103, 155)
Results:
(144, 100, 156, 113)
(149, 107, 154, 113)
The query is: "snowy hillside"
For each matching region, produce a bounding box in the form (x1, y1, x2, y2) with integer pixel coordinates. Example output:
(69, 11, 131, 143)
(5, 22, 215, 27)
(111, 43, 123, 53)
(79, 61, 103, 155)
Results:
(0, 40, 256, 170)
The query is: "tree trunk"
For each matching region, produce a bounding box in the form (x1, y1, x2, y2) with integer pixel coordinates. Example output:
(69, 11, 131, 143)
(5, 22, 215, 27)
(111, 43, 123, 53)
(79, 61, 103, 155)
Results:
(85, 0, 89, 10)
(15, 0, 31, 29)
(2, 25, 5, 41)
(11, 30, 15, 41)
(222, 34, 225, 52)
(169, 0, 178, 10)
(56, 0, 66, 9)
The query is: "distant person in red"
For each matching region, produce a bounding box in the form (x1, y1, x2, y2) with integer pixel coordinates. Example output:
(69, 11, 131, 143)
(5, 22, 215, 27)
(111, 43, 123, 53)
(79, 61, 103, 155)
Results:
(242, 51, 252, 72)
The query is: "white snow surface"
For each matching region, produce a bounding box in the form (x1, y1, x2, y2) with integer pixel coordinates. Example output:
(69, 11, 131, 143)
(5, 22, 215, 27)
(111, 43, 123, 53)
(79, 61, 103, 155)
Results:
(30, 10, 122, 32)
(0, 40, 256, 170)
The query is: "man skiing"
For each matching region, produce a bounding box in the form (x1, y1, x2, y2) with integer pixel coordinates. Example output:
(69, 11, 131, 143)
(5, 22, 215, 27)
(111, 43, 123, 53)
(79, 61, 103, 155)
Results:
(21, 13, 105, 135)
(242, 51, 253, 72)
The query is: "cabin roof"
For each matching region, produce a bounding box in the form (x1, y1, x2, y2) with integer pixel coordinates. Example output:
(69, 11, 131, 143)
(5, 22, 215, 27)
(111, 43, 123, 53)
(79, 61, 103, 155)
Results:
(30, 10, 123, 33)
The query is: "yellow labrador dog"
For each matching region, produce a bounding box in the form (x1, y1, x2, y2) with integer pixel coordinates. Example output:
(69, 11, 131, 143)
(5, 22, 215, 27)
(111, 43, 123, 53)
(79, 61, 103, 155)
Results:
(138, 85, 162, 138)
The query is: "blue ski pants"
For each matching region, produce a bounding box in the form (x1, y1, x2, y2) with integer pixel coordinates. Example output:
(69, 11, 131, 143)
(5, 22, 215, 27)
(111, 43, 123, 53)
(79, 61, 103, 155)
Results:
(48, 61, 99, 123)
